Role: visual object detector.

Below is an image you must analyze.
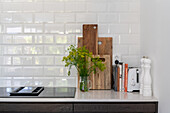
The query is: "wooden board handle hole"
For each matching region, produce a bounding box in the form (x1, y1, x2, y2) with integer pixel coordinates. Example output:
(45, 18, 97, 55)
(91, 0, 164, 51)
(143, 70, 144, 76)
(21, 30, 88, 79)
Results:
(91, 58, 105, 62)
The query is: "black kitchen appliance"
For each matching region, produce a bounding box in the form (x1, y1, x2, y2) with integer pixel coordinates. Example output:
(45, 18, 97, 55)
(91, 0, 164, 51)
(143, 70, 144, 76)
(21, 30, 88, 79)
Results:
(0, 87, 76, 98)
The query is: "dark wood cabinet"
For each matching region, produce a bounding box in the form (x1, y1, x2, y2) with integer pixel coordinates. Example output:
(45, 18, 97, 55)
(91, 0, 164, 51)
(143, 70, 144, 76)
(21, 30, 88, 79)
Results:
(0, 102, 158, 113)
(74, 102, 158, 113)
(0, 103, 73, 113)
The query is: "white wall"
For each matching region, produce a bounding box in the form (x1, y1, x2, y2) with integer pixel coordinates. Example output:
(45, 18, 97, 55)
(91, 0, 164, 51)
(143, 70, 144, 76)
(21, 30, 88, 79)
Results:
(141, 0, 170, 113)
(0, 0, 141, 87)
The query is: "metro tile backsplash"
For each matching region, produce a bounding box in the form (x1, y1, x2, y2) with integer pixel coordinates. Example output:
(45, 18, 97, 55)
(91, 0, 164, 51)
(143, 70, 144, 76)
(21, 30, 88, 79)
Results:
(0, 0, 140, 87)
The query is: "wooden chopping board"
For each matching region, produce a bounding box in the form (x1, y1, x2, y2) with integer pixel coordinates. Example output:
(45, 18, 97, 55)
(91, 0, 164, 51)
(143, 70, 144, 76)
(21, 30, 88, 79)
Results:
(78, 37, 112, 89)
(98, 37, 113, 89)
(78, 37, 112, 56)
(98, 37, 112, 56)
(89, 55, 111, 89)
(83, 24, 98, 55)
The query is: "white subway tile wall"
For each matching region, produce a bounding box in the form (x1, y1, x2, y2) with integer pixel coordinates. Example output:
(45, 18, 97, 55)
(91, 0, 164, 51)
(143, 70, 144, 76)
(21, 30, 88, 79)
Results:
(0, 0, 140, 87)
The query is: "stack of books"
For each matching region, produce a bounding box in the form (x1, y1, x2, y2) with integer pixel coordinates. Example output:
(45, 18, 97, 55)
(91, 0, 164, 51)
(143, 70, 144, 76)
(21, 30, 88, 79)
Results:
(113, 62, 128, 92)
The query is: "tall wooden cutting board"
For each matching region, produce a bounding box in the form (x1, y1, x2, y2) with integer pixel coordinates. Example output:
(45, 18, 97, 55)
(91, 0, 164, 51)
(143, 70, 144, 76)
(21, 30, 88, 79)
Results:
(98, 37, 113, 88)
(83, 24, 98, 55)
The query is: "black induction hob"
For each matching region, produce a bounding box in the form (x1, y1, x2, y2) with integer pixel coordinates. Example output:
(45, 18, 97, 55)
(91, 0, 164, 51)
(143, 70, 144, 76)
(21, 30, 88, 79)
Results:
(0, 87, 76, 98)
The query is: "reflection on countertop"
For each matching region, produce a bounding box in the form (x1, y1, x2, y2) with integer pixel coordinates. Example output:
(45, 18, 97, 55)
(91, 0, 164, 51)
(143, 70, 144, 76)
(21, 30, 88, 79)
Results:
(76, 89, 158, 102)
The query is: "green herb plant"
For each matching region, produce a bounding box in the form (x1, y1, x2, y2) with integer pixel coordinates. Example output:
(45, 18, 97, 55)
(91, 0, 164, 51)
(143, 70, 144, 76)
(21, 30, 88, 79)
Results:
(62, 45, 106, 77)
(62, 45, 106, 91)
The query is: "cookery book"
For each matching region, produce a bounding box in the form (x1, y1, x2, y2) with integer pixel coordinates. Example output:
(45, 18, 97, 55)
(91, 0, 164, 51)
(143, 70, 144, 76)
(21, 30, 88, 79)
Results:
(113, 63, 128, 92)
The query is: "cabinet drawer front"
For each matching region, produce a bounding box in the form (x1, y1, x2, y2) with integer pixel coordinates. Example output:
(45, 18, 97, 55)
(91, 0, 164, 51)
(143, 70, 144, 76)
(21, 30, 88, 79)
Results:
(107, 104, 155, 112)
(74, 103, 156, 113)
(74, 104, 107, 112)
(0, 103, 73, 113)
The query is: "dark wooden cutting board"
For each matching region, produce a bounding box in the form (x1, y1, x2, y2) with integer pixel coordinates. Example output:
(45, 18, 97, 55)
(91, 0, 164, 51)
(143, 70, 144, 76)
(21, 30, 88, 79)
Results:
(83, 24, 98, 55)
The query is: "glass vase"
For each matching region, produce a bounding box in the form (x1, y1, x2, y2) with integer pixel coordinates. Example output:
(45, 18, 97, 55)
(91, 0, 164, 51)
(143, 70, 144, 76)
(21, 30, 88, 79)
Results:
(80, 76, 90, 92)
